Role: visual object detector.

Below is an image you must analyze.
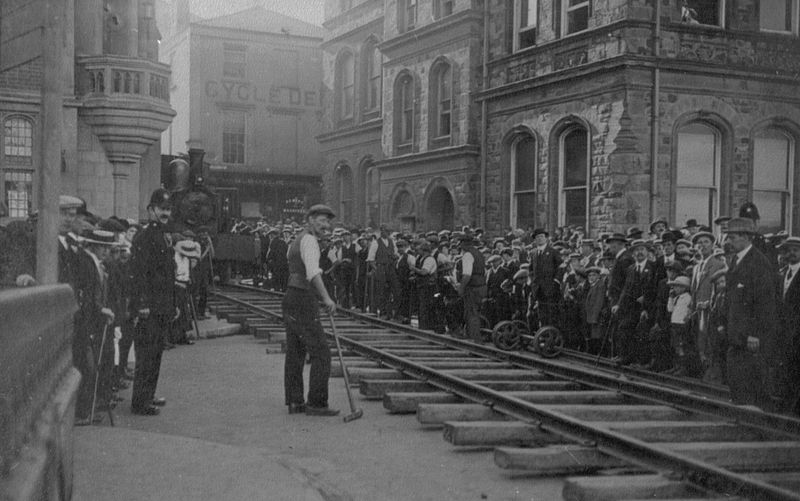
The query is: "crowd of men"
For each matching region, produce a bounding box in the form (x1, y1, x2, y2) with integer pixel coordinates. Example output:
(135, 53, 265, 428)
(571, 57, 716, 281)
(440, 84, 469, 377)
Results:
(0, 189, 213, 424)
(242, 203, 799, 415)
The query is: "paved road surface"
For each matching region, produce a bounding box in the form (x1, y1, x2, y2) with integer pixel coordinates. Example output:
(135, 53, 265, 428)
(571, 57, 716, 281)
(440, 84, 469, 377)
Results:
(73, 330, 564, 501)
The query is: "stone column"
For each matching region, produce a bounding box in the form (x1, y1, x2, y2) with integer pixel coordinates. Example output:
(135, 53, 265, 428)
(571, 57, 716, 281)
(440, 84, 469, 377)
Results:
(127, 0, 139, 57)
(109, 156, 139, 218)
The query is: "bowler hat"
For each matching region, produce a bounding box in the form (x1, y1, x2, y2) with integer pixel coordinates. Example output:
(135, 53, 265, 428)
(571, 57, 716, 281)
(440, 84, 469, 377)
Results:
(531, 228, 548, 238)
(630, 239, 650, 250)
(626, 227, 644, 238)
(605, 233, 628, 244)
(306, 204, 336, 219)
(683, 219, 699, 229)
(725, 217, 757, 235)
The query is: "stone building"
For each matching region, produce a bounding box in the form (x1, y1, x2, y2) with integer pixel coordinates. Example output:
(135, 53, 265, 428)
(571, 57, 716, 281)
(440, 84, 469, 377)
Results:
(321, 0, 800, 236)
(159, 3, 325, 221)
(0, 0, 174, 221)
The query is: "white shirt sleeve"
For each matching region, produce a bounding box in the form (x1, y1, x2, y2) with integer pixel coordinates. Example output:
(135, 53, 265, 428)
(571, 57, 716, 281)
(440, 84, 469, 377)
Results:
(300, 234, 322, 281)
(461, 251, 474, 277)
(421, 256, 437, 274)
(367, 239, 379, 262)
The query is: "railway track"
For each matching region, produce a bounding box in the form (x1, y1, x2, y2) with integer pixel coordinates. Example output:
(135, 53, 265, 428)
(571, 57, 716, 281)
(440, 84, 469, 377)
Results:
(210, 282, 800, 501)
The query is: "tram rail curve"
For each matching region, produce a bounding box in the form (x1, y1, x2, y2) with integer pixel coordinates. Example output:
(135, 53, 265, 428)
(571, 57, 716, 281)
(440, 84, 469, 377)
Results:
(210, 282, 800, 501)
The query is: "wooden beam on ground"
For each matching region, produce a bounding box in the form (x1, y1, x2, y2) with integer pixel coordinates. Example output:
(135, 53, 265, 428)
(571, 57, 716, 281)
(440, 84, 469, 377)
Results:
(494, 445, 626, 474)
(750, 472, 800, 492)
(360, 379, 435, 398)
(561, 475, 705, 501)
(595, 421, 768, 442)
(345, 368, 405, 383)
(384, 392, 463, 413)
(443, 421, 567, 446)
(416, 404, 507, 425)
(539, 404, 692, 421)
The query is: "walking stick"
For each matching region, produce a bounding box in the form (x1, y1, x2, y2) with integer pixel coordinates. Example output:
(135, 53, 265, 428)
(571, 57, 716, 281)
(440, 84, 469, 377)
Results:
(90, 322, 115, 426)
(328, 313, 363, 423)
(188, 290, 201, 340)
(595, 315, 617, 366)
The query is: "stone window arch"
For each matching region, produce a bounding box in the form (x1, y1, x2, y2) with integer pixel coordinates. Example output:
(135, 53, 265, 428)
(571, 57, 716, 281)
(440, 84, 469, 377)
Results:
(361, 38, 382, 116)
(393, 71, 415, 154)
(557, 124, 590, 230)
(335, 163, 354, 224)
(335, 49, 356, 121)
(429, 59, 453, 146)
(510, 132, 537, 229)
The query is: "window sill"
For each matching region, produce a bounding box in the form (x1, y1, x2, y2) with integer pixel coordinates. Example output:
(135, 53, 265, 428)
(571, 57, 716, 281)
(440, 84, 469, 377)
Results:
(429, 136, 451, 149)
(395, 143, 413, 156)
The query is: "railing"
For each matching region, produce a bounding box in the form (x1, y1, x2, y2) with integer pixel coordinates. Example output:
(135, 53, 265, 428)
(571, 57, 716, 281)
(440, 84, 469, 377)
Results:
(0, 285, 79, 501)
(77, 54, 171, 103)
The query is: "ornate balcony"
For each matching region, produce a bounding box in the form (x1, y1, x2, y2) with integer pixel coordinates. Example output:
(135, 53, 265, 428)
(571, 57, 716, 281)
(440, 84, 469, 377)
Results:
(76, 55, 176, 162)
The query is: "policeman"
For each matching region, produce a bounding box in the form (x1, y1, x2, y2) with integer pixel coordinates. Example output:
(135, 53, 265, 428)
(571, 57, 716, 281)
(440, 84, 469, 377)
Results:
(283, 205, 339, 416)
(129, 188, 176, 416)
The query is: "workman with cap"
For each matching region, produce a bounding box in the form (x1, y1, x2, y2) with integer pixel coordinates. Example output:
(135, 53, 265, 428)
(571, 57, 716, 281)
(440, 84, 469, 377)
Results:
(129, 188, 176, 416)
(366, 224, 398, 320)
(283, 204, 339, 416)
(455, 232, 486, 341)
(266, 228, 289, 291)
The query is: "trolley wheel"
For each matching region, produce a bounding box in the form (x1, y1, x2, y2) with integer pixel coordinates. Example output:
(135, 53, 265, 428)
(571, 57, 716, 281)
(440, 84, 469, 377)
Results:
(533, 325, 564, 358)
(491, 320, 522, 351)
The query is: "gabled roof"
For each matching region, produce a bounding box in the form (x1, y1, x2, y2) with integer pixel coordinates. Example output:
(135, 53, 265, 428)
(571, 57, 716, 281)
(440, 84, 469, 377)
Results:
(194, 6, 323, 38)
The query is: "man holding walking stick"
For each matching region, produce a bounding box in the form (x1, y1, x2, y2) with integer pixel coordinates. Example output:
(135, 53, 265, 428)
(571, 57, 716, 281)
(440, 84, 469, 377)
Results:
(283, 204, 340, 417)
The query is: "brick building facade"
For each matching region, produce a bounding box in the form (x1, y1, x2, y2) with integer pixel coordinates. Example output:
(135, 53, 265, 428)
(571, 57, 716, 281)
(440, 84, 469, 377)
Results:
(159, 4, 325, 221)
(0, 0, 174, 221)
(321, 0, 800, 236)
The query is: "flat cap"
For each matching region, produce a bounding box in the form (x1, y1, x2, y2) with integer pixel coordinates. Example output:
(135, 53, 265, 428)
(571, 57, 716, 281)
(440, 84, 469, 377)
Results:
(306, 204, 335, 219)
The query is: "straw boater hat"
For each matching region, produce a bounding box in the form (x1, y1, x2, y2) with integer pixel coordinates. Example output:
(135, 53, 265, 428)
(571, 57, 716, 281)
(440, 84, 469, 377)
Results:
(777, 236, 800, 250)
(606, 233, 628, 244)
(586, 266, 602, 275)
(81, 230, 119, 246)
(59, 194, 84, 210)
(176, 239, 201, 259)
(629, 239, 651, 250)
(667, 276, 691, 289)
(486, 254, 502, 265)
(649, 218, 669, 234)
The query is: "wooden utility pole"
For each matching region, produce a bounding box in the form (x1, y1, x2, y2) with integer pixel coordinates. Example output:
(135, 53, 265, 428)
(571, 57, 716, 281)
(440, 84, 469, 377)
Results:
(36, 0, 64, 284)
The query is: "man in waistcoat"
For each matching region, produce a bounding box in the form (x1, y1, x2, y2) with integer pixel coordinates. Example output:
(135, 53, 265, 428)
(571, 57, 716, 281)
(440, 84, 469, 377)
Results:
(456, 233, 487, 342)
(367, 224, 398, 320)
(283, 205, 339, 416)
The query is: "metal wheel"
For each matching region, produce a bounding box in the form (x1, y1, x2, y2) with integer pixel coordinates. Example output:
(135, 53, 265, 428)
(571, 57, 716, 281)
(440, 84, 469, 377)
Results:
(491, 320, 522, 351)
(533, 325, 564, 358)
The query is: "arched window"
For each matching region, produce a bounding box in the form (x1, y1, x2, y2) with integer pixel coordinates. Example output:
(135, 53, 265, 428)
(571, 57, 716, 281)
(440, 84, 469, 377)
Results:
(558, 125, 590, 229)
(394, 73, 414, 152)
(363, 42, 382, 114)
(336, 164, 354, 223)
(753, 127, 795, 232)
(511, 135, 537, 228)
(675, 122, 721, 227)
(336, 51, 355, 120)
(429, 62, 452, 143)
(2, 117, 35, 217)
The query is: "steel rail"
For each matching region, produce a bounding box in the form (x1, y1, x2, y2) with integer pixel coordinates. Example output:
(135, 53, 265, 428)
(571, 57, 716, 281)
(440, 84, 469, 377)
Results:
(215, 283, 800, 438)
(212, 285, 800, 500)
(558, 347, 730, 400)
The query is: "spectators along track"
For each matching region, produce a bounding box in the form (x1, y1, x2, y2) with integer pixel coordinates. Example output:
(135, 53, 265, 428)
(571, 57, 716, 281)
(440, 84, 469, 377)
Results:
(211, 282, 800, 501)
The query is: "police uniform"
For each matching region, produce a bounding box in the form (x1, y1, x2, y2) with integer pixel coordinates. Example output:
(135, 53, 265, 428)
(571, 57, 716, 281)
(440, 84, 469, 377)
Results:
(129, 189, 176, 415)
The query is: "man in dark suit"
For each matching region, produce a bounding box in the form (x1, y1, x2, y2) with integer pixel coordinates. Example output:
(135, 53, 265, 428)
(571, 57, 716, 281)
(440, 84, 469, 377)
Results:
(129, 189, 177, 416)
(611, 239, 658, 365)
(528, 228, 562, 326)
(485, 254, 510, 326)
(776, 237, 800, 414)
(724, 217, 777, 408)
(266, 228, 289, 291)
(605, 233, 634, 308)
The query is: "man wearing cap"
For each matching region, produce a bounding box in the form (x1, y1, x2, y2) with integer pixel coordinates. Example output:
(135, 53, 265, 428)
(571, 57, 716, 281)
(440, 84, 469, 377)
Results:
(775, 237, 800, 413)
(528, 228, 562, 327)
(455, 233, 487, 341)
(128, 188, 177, 416)
(485, 254, 509, 326)
(412, 240, 438, 330)
(649, 218, 669, 240)
(605, 233, 634, 308)
(683, 219, 700, 237)
(393, 238, 414, 324)
(690, 231, 726, 377)
(366, 224, 399, 320)
(283, 205, 339, 416)
(724, 217, 777, 408)
(611, 239, 658, 365)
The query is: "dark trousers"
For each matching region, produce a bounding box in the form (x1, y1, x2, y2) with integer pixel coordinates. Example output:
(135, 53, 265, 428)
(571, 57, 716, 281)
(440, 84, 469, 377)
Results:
(374, 264, 398, 317)
(283, 287, 331, 408)
(463, 285, 487, 342)
(131, 314, 168, 411)
(417, 282, 438, 330)
(117, 318, 135, 375)
(616, 310, 649, 364)
(73, 324, 95, 419)
(726, 346, 768, 407)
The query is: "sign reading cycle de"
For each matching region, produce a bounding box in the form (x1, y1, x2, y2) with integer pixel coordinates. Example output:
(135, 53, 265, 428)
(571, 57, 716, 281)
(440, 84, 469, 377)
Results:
(205, 80, 318, 108)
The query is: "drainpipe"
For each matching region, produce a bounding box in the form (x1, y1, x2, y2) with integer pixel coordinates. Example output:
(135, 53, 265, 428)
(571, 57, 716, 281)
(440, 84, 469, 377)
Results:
(479, 0, 490, 229)
(650, 0, 662, 221)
